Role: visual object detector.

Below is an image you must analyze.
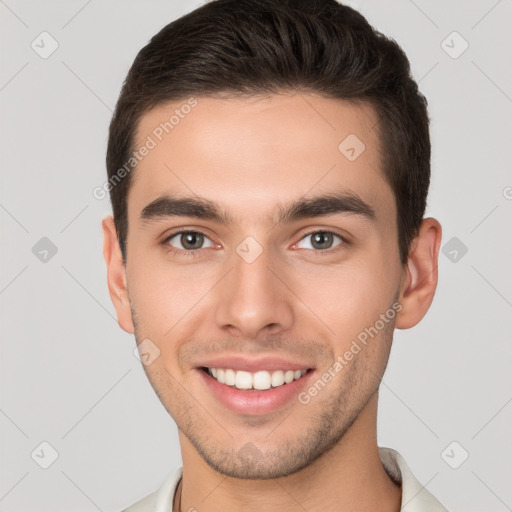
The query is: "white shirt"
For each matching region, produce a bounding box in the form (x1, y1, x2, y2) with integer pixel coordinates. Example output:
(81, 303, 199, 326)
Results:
(122, 447, 447, 512)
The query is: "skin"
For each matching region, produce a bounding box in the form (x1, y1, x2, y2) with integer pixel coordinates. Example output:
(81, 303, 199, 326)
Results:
(102, 93, 442, 512)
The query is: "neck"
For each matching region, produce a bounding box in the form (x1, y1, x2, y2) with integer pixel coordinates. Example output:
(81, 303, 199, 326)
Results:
(174, 393, 401, 512)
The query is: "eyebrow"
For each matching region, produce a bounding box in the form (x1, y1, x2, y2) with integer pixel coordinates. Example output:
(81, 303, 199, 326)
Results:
(139, 191, 376, 226)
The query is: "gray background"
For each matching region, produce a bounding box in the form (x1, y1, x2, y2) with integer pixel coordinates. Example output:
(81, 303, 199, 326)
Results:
(1, 0, 511, 511)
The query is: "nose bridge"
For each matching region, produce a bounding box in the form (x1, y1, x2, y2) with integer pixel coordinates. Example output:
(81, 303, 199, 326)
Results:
(214, 237, 294, 337)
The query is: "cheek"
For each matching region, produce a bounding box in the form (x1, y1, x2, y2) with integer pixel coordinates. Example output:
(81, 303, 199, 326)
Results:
(127, 257, 218, 339)
(290, 258, 397, 346)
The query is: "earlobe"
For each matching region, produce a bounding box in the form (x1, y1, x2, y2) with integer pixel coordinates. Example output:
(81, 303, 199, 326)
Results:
(102, 216, 135, 334)
(395, 218, 442, 329)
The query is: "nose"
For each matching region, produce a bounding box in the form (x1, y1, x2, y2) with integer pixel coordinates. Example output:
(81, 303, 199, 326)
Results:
(213, 243, 295, 339)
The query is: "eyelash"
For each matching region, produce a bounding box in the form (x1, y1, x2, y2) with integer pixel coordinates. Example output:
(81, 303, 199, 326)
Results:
(161, 229, 348, 257)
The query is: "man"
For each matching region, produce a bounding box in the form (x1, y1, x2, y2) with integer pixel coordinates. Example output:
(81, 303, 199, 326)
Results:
(102, 0, 445, 510)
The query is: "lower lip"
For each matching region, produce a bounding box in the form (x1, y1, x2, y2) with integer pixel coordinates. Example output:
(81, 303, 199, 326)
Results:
(197, 368, 315, 416)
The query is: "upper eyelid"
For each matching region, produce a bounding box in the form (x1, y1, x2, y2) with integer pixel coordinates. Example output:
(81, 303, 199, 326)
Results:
(163, 228, 214, 241)
(299, 229, 346, 240)
(300, 230, 345, 240)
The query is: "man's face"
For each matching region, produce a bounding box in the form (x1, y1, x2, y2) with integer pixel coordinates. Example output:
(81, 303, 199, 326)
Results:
(122, 94, 405, 479)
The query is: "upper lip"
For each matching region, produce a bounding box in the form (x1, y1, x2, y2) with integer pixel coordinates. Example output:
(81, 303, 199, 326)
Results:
(195, 355, 315, 373)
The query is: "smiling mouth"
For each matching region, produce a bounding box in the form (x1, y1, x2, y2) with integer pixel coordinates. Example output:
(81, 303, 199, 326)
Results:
(200, 366, 313, 391)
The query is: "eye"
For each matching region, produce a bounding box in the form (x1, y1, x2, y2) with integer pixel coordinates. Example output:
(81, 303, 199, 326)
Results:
(294, 230, 346, 251)
(163, 230, 215, 252)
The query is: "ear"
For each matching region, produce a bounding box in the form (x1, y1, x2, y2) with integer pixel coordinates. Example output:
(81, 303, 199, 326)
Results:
(395, 217, 442, 329)
(102, 216, 134, 334)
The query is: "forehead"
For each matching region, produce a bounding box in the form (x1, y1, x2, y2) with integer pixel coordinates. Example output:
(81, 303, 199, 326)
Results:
(129, 94, 395, 226)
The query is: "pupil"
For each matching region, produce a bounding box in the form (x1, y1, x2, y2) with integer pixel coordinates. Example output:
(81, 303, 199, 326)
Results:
(312, 232, 332, 250)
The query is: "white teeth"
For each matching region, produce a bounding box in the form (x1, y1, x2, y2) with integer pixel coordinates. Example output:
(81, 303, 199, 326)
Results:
(271, 371, 285, 387)
(224, 368, 236, 386)
(253, 371, 271, 390)
(207, 367, 308, 390)
(284, 370, 295, 383)
(235, 371, 253, 389)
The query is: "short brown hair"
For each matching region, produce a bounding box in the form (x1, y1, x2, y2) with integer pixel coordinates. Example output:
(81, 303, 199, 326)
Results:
(106, 0, 431, 265)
